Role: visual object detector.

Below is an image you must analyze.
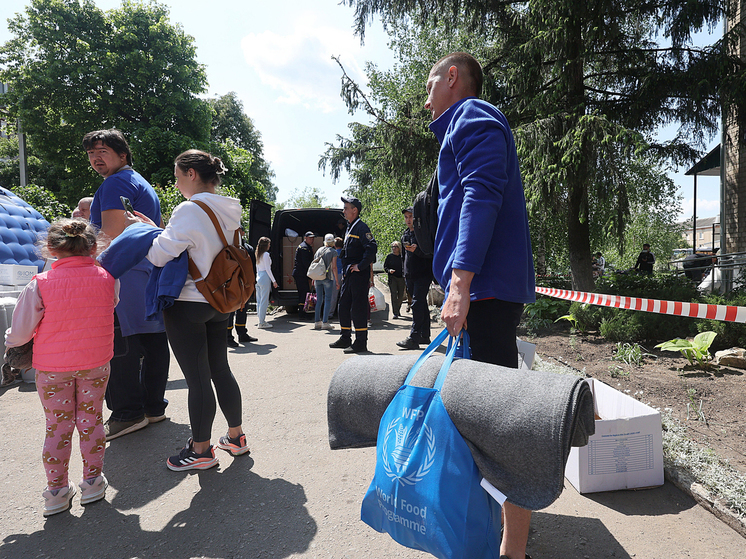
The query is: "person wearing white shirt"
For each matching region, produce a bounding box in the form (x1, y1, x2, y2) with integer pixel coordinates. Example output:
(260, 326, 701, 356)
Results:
(255, 237, 278, 328)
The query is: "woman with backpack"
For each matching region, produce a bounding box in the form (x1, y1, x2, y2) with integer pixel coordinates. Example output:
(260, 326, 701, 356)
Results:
(312, 233, 340, 330)
(126, 149, 250, 471)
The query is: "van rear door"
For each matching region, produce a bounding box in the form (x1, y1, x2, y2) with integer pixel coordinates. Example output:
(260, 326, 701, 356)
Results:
(248, 199, 273, 247)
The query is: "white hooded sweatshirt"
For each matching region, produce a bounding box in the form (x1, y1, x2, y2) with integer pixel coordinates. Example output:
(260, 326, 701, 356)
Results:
(146, 191, 242, 303)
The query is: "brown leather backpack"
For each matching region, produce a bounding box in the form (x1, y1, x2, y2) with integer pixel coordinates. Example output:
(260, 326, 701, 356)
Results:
(187, 200, 256, 313)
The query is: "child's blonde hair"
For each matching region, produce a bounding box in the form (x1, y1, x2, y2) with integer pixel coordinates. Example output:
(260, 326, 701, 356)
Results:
(41, 218, 103, 259)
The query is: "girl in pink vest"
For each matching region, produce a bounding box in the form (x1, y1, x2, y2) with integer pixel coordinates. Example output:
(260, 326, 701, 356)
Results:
(4, 218, 118, 516)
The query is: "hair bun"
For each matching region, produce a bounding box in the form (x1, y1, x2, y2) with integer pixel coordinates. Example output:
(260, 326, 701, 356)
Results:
(62, 220, 87, 238)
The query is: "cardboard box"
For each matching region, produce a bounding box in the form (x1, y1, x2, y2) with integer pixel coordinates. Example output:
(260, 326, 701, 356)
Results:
(565, 378, 664, 493)
(281, 236, 325, 290)
(282, 237, 303, 289)
(516, 338, 536, 370)
(0, 264, 38, 286)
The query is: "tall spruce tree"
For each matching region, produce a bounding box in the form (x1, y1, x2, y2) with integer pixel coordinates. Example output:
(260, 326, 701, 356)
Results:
(334, 0, 746, 290)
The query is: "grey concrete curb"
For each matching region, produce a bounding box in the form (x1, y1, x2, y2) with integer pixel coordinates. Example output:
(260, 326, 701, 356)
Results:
(665, 465, 746, 538)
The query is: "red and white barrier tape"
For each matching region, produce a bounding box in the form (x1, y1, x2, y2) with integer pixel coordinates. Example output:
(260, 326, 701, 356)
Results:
(536, 286, 746, 324)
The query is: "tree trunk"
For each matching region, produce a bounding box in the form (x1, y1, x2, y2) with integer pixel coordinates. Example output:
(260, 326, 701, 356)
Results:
(567, 175, 595, 292)
(564, 11, 594, 292)
(534, 226, 547, 276)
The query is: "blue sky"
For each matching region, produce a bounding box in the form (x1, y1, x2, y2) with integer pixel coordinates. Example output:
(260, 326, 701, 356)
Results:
(0, 0, 721, 218)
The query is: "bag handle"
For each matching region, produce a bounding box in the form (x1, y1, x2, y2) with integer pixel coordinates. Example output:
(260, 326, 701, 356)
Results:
(402, 328, 469, 389)
(434, 330, 470, 391)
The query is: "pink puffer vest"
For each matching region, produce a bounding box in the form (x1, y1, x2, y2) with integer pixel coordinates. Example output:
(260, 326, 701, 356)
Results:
(33, 256, 116, 372)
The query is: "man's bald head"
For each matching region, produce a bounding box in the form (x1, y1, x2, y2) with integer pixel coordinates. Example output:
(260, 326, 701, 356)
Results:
(431, 52, 483, 98)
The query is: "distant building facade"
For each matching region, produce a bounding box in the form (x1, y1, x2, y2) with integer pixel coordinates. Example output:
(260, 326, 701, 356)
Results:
(681, 216, 720, 251)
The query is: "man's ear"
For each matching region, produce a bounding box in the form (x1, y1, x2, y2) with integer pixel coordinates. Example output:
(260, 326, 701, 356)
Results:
(447, 65, 459, 88)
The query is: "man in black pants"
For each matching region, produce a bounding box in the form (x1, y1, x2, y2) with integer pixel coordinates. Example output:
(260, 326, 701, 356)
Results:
(425, 52, 536, 559)
(83, 129, 170, 441)
(330, 196, 378, 353)
(397, 206, 433, 350)
(292, 231, 315, 318)
(228, 235, 258, 346)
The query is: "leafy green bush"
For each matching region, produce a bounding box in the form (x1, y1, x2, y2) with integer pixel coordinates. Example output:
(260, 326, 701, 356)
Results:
(535, 274, 572, 289)
(696, 290, 746, 350)
(599, 309, 697, 342)
(522, 296, 570, 331)
(10, 183, 71, 223)
(153, 184, 185, 225)
(570, 272, 700, 342)
(570, 301, 610, 331)
(596, 271, 698, 301)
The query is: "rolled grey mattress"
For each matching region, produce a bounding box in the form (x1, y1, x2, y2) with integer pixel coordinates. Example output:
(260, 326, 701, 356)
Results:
(327, 353, 595, 511)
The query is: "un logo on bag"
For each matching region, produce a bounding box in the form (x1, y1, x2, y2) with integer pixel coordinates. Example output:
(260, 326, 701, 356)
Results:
(382, 416, 436, 485)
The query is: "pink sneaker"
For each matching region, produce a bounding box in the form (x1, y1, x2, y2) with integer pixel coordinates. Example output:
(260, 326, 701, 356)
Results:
(80, 474, 108, 505)
(42, 483, 76, 516)
(216, 433, 251, 456)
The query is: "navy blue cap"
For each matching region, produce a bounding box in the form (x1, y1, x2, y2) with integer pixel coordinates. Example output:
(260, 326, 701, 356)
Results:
(341, 196, 362, 212)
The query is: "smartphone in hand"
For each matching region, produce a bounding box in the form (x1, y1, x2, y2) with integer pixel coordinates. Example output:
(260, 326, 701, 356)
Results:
(120, 196, 135, 214)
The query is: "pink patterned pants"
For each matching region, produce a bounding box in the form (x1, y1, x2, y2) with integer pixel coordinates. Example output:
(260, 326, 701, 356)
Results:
(35, 364, 110, 489)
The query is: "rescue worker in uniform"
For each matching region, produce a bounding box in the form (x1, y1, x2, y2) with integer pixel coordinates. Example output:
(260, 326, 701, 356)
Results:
(330, 196, 378, 353)
(292, 231, 315, 318)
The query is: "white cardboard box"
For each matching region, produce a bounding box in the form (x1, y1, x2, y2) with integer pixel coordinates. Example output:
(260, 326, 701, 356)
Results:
(0, 264, 37, 286)
(516, 338, 536, 370)
(565, 378, 664, 493)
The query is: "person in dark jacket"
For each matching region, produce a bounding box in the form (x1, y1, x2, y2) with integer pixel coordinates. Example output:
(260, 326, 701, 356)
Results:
(329, 196, 378, 353)
(384, 241, 406, 318)
(292, 232, 315, 318)
(634, 243, 655, 275)
(227, 231, 258, 346)
(397, 207, 433, 349)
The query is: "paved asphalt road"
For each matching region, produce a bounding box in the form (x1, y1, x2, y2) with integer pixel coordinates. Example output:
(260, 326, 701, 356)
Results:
(1, 298, 744, 558)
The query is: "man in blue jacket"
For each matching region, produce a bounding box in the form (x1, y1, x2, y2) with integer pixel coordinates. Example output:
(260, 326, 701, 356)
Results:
(425, 52, 535, 559)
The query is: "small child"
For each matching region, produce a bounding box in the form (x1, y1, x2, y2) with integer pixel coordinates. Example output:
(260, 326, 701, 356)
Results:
(4, 218, 118, 516)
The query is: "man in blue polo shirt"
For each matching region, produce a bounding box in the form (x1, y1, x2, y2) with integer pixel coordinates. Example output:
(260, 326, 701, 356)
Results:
(425, 52, 535, 559)
(83, 129, 170, 441)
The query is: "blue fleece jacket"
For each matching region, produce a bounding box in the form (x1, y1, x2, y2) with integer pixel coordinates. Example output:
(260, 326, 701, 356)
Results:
(429, 97, 535, 304)
(98, 223, 188, 321)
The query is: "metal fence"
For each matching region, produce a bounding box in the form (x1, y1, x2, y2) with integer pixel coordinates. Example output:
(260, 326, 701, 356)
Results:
(667, 250, 746, 294)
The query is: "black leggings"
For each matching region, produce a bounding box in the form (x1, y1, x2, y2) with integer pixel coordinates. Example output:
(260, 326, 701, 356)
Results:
(163, 301, 243, 442)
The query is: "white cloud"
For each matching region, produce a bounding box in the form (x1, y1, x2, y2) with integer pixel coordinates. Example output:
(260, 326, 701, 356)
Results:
(240, 11, 371, 113)
(262, 141, 284, 167)
(679, 197, 720, 220)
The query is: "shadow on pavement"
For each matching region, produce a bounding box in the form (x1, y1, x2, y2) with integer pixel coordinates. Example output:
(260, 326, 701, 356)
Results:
(583, 481, 698, 516)
(529, 511, 632, 559)
(2, 455, 317, 559)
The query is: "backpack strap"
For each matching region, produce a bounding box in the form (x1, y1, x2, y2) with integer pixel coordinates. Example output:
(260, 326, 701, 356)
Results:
(186, 199, 236, 282)
(191, 200, 229, 247)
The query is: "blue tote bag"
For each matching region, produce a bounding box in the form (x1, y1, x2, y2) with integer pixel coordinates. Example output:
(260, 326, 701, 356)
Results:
(361, 329, 502, 559)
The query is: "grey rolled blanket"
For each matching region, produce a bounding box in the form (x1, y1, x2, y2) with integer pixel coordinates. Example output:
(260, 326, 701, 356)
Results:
(327, 353, 595, 511)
